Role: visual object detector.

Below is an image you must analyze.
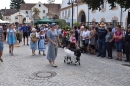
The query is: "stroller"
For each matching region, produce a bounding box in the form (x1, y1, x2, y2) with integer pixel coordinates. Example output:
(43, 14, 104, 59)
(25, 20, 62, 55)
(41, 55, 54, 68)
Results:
(64, 42, 81, 65)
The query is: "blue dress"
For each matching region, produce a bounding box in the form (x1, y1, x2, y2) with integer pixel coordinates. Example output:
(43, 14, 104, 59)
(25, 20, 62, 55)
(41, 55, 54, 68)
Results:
(7, 29, 16, 45)
(47, 29, 58, 61)
(30, 33, 37, 50)
(38, 35, 46, 51)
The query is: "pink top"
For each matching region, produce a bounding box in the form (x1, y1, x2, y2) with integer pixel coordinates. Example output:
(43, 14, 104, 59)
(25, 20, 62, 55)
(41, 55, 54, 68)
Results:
(70, 36, 76, 43)
(114, 31, 123, 42)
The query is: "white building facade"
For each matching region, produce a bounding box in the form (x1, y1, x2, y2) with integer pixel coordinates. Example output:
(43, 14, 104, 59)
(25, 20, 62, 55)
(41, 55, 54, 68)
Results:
(60, 0, 129, 28)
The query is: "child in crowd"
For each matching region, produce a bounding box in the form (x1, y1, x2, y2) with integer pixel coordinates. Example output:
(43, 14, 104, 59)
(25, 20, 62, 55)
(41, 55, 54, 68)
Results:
(38, 30, 46, 56)
(69, 31, 77, 50)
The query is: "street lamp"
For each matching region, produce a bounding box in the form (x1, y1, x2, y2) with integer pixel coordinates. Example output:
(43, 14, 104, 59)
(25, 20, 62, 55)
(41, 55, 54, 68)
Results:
(67, 0, 78, 28)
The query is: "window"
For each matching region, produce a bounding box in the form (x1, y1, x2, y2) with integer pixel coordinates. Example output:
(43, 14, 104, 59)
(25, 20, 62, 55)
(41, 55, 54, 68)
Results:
(114, 2, 116, 7)
(6, 16, 9, 19)
(62, 11, 64, 18)
(39, 4, 41, 7)
(102, 2, 104, 9)
(43, 10, 45, 13)
(26, 11, 28, 14)
(113, 20, 117, 28)
(68, 9, 70, 17)
(15, 16, 18, 19)
(65, 10, 67, 16)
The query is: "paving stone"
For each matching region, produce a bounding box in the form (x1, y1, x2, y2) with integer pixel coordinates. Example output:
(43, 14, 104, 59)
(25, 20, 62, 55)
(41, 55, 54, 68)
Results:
(0, 43, 130, 86)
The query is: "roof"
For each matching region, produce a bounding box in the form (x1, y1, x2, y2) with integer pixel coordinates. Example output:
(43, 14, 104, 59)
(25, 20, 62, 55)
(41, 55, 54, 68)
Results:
(20, 3, 61, 10)
(20, 3, 61, 16)
(20, 3, 35, 10)
(0, 9, 18, 16)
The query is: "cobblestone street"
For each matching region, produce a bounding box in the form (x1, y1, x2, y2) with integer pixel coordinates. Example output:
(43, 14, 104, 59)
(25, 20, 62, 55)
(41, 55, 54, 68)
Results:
(0, 43, 130, 86)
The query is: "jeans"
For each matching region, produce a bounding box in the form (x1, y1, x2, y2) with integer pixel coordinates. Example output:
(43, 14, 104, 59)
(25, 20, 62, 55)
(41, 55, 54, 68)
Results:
(115, 41, 122, 52)
(98, 39, 106, 56)
(106, 42, 112, 57)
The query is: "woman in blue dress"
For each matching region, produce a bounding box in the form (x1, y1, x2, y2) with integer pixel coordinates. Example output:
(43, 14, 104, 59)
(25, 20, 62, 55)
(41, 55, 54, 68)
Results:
(7, 24, 16, 55)
(38, 30, 46, 56)
(30, 28, 38, 56)
(47, 23, 61, 67)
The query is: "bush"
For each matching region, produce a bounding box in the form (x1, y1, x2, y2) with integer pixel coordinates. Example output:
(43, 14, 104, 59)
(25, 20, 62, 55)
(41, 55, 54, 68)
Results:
(65, 25, 71, 31)
(73, 22, 80, 27)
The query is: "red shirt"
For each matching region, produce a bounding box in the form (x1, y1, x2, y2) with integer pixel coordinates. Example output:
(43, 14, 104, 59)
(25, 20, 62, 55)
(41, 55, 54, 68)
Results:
(63, 30, 68, 37)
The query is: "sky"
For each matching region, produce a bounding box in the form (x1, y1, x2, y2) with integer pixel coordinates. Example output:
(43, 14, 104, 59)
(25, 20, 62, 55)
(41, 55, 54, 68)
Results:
(0, 0, 62, 9)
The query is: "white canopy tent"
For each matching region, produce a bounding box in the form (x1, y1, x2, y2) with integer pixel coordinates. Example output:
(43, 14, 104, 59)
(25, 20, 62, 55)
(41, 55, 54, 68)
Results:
(0, 19, 10, 23)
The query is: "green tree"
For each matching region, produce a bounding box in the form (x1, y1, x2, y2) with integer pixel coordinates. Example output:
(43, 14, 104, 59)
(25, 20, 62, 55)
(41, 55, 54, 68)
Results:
(47, 0, 55, 4)
(10, 0, 25, 10)
(32, 8, 41, 23)
(32, 8, 41, 19)
(83, 0, 130, 11)
(0, 12, 3, 20)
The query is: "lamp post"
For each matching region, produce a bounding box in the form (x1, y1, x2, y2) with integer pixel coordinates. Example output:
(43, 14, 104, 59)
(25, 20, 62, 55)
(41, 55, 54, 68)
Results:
(67, 0, 78, 28)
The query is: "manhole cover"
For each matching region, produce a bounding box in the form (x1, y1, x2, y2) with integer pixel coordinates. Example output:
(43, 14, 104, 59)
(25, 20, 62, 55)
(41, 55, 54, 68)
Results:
(31, 71, 57, 79)
(122, 64, 130, 67)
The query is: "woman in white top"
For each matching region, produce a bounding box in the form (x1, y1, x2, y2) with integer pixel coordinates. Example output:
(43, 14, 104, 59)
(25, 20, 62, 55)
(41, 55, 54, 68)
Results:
(81, 26, 90, 53)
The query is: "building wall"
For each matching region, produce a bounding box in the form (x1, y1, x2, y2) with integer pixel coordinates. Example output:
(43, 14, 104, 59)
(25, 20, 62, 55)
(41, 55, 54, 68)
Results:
(11, 12, 26, 23)
(60, 2, 128, 28)
(3, 16, 11, 22)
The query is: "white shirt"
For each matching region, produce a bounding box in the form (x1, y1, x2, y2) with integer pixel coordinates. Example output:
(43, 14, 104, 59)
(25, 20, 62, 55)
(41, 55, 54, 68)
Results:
(112, 28, 116, 33)
(7, 29, 16, 32)
(81, 30, 90, 40)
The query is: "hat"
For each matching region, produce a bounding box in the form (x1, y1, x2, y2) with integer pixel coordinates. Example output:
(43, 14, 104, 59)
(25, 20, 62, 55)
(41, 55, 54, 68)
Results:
(100, 22, 106, 27)
(45, 24, 48, 27)
(50, 23, 56, 27)
(31, 28, 36, 31)
(81, 26, 84, 29)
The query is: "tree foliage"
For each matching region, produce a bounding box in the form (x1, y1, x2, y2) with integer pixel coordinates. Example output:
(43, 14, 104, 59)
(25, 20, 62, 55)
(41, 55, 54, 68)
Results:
(10, 0, 25, 10)
(83, 0, 130, 11)
(47, 0, 55, 4)
(32, 8, 41, 19)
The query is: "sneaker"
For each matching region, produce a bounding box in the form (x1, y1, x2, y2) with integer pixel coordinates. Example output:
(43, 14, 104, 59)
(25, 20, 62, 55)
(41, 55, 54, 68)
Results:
(27, 44, 29, 46)
(52, 64, 57, 67)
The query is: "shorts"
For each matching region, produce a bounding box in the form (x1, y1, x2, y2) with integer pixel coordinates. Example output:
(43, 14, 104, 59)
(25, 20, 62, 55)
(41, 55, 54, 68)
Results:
(23, 32, 28, 39)
(115, 41, 122, 52)
(0, 41, 3, 51)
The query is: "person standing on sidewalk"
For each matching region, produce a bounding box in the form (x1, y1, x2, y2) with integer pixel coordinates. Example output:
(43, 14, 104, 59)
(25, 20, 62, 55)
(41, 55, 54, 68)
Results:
(7, 24, 16, 56)
(97, 22, 107, 57)
(0, 26, 4, 62)
(47, 23, 61, 67)
(105, 27, 114, 59)
(114, 25, 123, 61)
(124, 27, 130, 63)
(21, 23, 29, 45)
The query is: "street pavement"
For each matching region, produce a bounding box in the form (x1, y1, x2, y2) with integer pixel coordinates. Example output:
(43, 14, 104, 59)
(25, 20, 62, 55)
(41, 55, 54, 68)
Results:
(0, 42, 130, 86)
